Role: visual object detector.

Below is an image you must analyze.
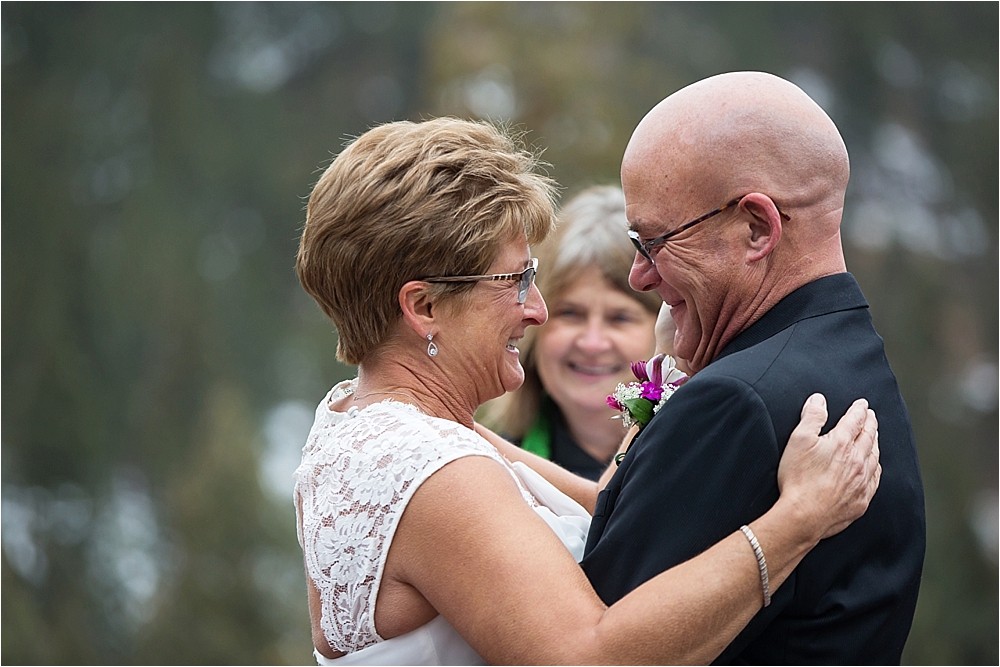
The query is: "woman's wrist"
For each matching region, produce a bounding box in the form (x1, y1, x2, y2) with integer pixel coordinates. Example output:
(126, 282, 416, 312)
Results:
(770, 492, 825, 549)
(748, 496, 825, 596)
(750, 493, 826, 558)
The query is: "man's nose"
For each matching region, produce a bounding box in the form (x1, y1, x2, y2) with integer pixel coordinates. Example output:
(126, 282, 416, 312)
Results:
(523, 283, 548, 326)
(629, 253, 661, 292)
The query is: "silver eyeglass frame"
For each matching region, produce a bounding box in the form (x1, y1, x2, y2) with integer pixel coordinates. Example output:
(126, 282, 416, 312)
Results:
(423, 257, 538, 304)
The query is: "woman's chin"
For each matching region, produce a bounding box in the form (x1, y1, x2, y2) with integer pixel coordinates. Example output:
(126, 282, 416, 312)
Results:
(499, 364, 525, 395)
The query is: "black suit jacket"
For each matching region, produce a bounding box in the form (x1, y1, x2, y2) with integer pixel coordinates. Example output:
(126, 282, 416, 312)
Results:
(582, 273, 925, 665)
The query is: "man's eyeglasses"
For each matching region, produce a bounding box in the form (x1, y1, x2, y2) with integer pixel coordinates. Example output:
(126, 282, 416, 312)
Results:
(424, 257, 538, 304)
(628, 196, 791, 264)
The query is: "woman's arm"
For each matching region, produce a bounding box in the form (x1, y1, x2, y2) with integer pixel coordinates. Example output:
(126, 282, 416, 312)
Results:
(390, 396, 879, 664)
(474, 422, 602, 511)
(473, 422, 641, 512)
(597, 423, 640, 490)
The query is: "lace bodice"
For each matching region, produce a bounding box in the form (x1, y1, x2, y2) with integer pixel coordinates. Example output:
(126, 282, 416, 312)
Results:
(293, 380, 538, 655)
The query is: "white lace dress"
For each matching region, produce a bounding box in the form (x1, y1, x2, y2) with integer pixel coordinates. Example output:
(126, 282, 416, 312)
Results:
(294, 380, 592, 666)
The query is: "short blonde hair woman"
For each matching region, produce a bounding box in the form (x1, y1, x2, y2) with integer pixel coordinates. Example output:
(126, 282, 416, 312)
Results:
(298, 119, 555, 365)
(293, 117, 881, 665)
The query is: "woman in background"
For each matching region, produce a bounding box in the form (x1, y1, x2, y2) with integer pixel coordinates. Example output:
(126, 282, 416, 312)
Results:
(482, 186, 661, 479)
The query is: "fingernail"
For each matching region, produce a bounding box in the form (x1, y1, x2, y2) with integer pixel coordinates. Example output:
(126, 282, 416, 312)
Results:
(808, 393, 825, 407)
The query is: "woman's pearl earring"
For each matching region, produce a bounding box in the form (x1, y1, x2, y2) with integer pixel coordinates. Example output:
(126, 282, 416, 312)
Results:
(426, 334, 438, 357)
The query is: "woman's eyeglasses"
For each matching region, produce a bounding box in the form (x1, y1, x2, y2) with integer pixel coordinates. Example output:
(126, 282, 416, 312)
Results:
(423, 257, 538, 304)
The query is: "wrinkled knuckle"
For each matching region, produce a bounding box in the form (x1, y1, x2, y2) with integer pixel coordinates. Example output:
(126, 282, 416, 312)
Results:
(837, 432, 852, 450)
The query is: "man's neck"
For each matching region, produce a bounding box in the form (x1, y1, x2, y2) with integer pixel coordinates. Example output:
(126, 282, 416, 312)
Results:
(693, 256, 847, 373)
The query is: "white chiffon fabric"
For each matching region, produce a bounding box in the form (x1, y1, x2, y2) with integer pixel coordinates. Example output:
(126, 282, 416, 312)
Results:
(295, 380, 592, 666)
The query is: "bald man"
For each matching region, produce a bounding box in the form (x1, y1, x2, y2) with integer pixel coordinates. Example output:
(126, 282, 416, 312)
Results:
(582, 72, 925, 664)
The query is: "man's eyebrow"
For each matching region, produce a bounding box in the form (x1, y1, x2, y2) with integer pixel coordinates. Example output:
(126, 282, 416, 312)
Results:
(628, 219, 650, 234)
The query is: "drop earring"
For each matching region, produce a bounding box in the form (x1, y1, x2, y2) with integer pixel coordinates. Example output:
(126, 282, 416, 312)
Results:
(426, 334, 438, 357)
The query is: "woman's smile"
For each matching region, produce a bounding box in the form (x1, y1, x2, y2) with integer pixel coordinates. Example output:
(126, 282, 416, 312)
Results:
(439, 238, 546, 400)
(565, 360, 625, 378)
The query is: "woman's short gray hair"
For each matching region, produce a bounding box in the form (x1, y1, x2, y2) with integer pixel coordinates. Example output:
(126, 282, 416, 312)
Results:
(480, 186, 661, 438)
(535, 186, 660, 314)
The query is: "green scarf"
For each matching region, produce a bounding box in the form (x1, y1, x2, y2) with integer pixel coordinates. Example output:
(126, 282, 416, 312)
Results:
(520, 401, 551, 460)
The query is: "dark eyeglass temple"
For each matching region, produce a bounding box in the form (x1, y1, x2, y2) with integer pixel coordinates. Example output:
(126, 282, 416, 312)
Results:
(628, 197, 790, 264)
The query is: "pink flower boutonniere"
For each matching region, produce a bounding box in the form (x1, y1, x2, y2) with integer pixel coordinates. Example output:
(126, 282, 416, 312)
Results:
(607, 353, 689, 431)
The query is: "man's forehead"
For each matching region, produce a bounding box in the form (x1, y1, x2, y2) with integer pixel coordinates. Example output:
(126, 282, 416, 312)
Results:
(624, 197, 666, 235)
(623, 174, 683, 232)
(623, 140, 695, 192)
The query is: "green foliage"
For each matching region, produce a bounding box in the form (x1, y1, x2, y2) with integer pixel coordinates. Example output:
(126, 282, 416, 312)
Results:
(2, 2, 995, 664)
(622, 397, 654, 427)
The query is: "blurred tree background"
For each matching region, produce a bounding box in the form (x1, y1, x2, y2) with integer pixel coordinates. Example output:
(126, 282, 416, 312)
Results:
(2, 2, 996, 664)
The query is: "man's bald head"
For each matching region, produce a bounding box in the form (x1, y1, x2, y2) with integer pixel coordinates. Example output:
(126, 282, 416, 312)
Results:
(623, 72, 851, 371)
(624, 71, 849, 221)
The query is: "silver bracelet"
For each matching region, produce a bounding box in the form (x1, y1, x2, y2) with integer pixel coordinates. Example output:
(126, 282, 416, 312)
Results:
(740, 525, 771, 607)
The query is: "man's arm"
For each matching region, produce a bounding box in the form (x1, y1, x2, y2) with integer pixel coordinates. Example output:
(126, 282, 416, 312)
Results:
(581, 374, 782, 615)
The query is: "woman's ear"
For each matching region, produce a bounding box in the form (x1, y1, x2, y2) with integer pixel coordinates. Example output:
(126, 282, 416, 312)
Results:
(740, 193, 783, 263)
(399, 281, 436, 338)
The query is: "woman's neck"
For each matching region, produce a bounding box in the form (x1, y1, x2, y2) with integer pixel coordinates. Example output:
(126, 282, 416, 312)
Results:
(556, 400, 627, 465)
(355, 354, 479, 429)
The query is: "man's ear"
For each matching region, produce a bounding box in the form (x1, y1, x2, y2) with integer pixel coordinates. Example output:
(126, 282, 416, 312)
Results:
(399, 281, 436, 338)
(740, 193, 783, 263)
